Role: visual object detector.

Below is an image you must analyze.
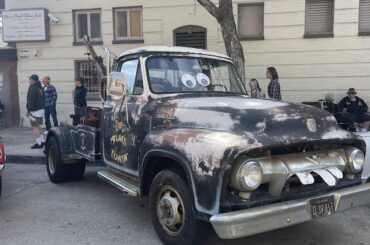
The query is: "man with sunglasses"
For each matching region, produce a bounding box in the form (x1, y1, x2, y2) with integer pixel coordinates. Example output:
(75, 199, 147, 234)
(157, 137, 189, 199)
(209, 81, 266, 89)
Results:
(339, 88, 370, 130)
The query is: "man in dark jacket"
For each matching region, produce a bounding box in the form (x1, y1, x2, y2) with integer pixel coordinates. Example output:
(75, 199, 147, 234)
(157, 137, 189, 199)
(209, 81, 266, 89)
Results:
(339, 88, 370, 130)
(27, 74, 45, 149)
(73, 77, 87, 125)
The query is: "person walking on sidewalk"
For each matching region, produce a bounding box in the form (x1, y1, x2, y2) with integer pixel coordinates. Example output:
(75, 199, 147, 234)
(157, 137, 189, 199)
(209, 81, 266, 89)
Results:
(73, 77, 87, 125)
(42, 76, 58, 130)
(266, 67, 281, 100)
(27, 74, 45, 149)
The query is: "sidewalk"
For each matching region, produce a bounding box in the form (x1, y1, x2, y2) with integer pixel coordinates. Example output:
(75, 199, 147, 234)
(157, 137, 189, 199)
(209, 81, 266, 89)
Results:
(0, 127, 44, 164)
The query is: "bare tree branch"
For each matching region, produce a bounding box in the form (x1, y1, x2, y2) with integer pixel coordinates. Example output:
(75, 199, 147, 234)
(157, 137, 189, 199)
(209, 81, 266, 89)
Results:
(197, 0, 221, 20)
(198, 0, 246, 84)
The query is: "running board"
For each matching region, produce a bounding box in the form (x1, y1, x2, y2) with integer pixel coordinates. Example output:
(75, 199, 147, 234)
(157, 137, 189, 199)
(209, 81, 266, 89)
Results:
(98, 170, 139, 197)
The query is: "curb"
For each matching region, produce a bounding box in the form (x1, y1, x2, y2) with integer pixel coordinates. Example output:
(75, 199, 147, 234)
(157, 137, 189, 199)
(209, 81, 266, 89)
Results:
(6, 155, 105, 166)
(6, 155, 45, 164)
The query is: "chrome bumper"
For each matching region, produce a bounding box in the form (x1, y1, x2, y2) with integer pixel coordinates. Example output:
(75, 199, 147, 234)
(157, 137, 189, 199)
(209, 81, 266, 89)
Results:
(210, 183, 370, 239)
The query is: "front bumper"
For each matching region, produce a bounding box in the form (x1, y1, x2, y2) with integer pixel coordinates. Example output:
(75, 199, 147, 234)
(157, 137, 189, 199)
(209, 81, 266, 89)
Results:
(210, 183, 370, 239)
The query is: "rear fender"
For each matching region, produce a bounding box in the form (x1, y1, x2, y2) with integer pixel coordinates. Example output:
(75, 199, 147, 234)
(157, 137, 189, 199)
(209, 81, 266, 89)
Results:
(46, 124, 98, 162)
(46, 125, 74, 155)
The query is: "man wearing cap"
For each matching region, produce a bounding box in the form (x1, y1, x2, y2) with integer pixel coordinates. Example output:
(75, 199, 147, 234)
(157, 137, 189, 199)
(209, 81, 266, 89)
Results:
(339, 88, 370, 130)
(27, 74, 45, 149)
(42, 75, 58, 130)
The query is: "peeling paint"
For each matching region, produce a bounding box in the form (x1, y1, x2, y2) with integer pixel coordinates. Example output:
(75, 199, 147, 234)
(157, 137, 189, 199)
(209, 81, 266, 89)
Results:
(256, 121, 266, 133)
(322, 127, 352, 140)
(272, 113, 301, 122)
(325, 116, 338, 123)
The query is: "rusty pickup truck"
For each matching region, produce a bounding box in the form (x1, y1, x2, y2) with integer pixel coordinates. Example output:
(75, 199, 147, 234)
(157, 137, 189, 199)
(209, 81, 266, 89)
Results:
(45, 46, 370, 245)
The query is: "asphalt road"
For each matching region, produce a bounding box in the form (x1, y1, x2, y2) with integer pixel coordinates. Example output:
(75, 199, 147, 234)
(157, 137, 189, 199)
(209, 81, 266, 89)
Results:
(0, 163, 369, 245)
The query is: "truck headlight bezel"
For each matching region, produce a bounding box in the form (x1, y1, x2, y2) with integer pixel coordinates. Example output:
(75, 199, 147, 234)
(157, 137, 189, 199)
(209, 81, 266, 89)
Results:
(232, 160, 263, 191)
(346, 148, 365, 173)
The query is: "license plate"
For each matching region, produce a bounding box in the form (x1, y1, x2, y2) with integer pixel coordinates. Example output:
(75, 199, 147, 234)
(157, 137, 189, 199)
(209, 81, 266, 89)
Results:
(309, 195, 335, 218)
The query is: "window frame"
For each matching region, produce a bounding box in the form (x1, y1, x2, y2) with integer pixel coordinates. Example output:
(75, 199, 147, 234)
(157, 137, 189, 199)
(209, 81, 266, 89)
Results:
(237, 2, 265, 41)
(173, 25, 207, 49)
(304, 0, 335, 39)
(74, 60, 100, 101)
(73, 9, 103, 46)
(359, 0, 370, 36)
(112, 6, 144, 44)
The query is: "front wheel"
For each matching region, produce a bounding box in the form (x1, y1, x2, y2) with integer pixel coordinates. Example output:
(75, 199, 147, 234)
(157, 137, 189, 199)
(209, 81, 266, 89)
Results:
(149, 170, 209, 245)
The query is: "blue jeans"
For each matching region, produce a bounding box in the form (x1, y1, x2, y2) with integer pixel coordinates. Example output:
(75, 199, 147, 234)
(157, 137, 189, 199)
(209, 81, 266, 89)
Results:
(45, 104, 58, 130)
(74, 106, 86, 125)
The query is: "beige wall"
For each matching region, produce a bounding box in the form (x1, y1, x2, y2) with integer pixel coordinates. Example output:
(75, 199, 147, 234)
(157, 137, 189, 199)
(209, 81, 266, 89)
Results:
(5, 0, 370, 125)
(239, 0, 370, 104)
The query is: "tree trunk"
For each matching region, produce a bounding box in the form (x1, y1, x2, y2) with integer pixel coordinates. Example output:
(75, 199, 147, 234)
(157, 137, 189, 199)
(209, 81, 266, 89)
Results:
(197, 0, 246, 84)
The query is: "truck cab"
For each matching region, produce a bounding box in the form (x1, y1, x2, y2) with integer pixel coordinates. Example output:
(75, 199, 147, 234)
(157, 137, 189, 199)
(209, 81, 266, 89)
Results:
(45, 46, 370, 245)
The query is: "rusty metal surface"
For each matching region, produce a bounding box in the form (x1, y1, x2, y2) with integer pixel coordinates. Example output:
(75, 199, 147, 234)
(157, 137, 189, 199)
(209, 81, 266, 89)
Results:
(52, 88, 363, 216)
(137, 94, 361, 215)
(70, 126, 97, 161)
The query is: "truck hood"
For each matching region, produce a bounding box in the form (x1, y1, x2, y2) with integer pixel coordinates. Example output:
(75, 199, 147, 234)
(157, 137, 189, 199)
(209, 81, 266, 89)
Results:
(152, 94, 353, 145)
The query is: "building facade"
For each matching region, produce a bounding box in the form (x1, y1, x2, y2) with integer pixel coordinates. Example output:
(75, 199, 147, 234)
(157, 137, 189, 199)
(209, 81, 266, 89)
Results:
(0, 0, 19, 127)
(2, 0, 370, 125)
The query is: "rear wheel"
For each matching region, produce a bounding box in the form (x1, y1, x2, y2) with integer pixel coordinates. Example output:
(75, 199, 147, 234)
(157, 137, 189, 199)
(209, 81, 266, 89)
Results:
(149, 170, 209, 245)
(46, 137, 69, 183)
(68, 159, 87, 181)
(46, 137, 86, 183)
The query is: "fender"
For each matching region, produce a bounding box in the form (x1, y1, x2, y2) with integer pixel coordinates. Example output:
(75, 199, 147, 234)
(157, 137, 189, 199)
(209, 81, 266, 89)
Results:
(140, 148, 194, 195)
(46, 124, 74, 155)
(139, 128, 245, 216)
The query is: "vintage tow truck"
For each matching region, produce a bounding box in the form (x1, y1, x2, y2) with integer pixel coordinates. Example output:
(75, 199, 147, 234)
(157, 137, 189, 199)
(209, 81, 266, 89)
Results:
(45, 46, 370, 245)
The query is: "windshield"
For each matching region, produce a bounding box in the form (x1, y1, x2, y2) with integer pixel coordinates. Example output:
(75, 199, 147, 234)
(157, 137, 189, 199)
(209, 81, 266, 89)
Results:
(146, 56, 246, 94)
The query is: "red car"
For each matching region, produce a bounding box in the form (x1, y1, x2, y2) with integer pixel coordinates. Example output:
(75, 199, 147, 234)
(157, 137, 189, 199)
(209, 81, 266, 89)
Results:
(0, 137, 5, 196)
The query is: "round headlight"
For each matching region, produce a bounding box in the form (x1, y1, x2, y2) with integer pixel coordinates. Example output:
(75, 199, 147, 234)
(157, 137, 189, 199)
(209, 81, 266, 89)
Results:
(238, 161, 263, 191)
(348, 149, 365, 173)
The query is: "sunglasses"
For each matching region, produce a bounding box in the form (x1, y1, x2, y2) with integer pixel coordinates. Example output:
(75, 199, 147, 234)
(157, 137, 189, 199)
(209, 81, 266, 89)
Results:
(348, 92, 356, 95)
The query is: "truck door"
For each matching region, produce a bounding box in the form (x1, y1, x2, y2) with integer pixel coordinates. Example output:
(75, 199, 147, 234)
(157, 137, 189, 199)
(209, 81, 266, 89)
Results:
(102, 58, 144, 177)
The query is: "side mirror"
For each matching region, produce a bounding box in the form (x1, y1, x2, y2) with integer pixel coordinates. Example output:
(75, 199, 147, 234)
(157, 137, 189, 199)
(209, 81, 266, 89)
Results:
(108, 72, 126, 100)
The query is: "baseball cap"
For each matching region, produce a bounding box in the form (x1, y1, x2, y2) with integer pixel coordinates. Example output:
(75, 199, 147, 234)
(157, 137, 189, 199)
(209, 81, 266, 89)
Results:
(29, 74, 39, 81)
